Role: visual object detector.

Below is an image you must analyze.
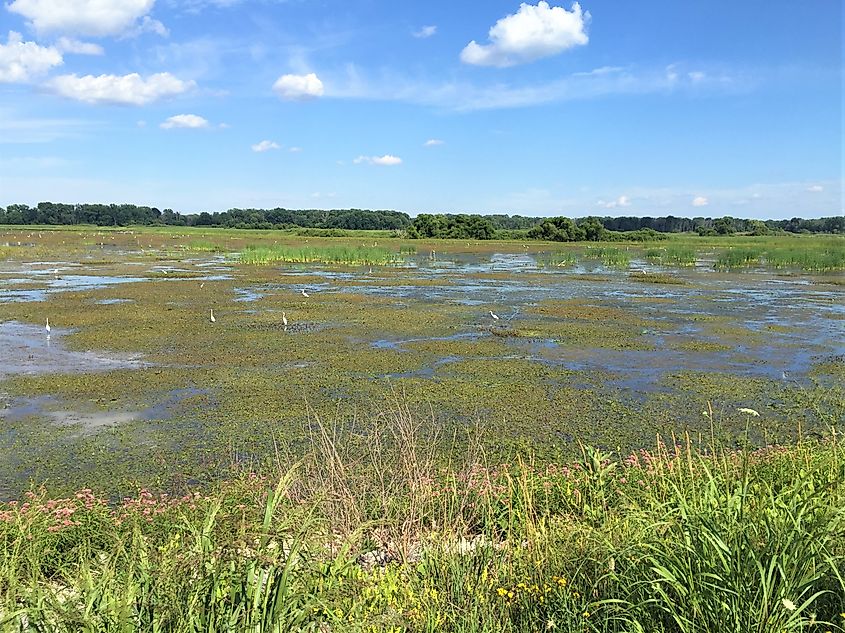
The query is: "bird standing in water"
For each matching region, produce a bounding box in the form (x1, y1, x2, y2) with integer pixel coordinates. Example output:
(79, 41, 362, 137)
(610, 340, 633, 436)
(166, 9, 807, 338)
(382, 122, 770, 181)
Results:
(45, 317, 51, 333)
(282, 311, 288, 328)
(489, 310, 499, 320)
(301, 289, 309, 298)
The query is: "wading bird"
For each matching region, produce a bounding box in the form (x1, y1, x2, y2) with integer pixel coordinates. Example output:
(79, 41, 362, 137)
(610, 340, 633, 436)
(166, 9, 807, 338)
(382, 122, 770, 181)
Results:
(210, 309, 216, 323)
(282, 311, 288, 327)
(45, 317, 51, 333)
(301, 289, 309, 298)
(489, 310, 500, 320)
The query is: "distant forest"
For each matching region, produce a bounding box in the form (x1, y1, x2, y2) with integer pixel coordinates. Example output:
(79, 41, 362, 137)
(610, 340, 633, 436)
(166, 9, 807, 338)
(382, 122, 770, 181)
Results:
(0, 202, 842, 240)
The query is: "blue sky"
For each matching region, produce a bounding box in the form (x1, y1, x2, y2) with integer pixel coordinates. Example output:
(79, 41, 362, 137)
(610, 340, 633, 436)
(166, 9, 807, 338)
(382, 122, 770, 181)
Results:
(0, 0, 841, 218)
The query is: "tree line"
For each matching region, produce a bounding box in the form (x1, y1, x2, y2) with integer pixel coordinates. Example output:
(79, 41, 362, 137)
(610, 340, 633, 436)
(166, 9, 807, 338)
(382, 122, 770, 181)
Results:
(0, 202, 841, 238)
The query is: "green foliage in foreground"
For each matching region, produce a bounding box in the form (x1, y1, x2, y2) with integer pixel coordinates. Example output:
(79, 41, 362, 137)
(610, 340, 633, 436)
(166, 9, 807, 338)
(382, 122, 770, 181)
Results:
(0, 407, 843, 632)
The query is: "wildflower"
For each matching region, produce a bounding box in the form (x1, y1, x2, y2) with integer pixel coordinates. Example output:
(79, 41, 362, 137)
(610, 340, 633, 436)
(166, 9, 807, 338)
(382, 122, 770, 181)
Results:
(782, 598, 796, 611)
(738, 407, 760, 417)
(546, 620, 556, 630)
(583, 611, 590, 618)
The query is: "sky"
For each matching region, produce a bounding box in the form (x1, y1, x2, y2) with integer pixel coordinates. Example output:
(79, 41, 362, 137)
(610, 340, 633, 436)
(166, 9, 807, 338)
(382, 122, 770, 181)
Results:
(0, 0, 842, 219)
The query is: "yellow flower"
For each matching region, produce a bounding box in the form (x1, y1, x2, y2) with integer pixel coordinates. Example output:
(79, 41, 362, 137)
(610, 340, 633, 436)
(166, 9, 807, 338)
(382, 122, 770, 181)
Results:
(782, 598, 796, 611)
(583, 611, 590, 618)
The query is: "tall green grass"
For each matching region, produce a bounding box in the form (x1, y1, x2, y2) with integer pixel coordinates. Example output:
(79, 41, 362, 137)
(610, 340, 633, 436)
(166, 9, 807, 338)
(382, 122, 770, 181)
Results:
(645, 246, 697, 267)
(764, 247, 845, 272)
(584, 247, 631, 267)
(537, 251, 578, 268)
(239, 244, 404, 266)
(1, 402, 842, 632)
(715, 247, 764, 270)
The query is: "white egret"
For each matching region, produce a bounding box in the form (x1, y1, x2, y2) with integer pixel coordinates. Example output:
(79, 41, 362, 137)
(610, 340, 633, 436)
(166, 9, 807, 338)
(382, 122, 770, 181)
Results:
(199, 282, 205, 288)
(45, 317, 51, 333)
(489, 310, 500, 320)
(301, 289, 309, 298)
(210, 309, 216, 323)
(282, 311, 288, 327)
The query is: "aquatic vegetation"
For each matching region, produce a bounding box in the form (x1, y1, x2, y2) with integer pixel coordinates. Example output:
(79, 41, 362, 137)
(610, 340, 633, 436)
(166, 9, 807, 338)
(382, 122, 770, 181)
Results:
(764, 247, 845, 271)
(583, 246, 630, 267)
(715, 247, 764, 269)
(644, 245, 697, 266)
(629, 271, 687, 284)
(239, 244, 404, 266)
(536, 251, 577, 267)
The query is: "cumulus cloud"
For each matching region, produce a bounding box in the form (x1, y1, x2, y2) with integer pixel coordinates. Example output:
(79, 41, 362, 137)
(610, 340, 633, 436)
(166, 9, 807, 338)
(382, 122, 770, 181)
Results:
(0, 31, 62, 83)
(7, 0, 158, 37)
(55, 37, 103, 55)
(48, 72, 194, 105)
(692, 196, 709, 207)
(601, 195, 631, 209)
(806, 184, 823, 192)
(354, 154, 402, 166)
(413, 25, 437, 38)
(460, 1, 589, 67)
(251, 139, 280, 152)
(160, 114, 209, 129)
(272, 72, 323, 100)
(423, 138, 444, 147)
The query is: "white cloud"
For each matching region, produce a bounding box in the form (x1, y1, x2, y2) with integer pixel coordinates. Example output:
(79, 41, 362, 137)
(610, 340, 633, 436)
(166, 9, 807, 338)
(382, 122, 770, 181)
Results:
(602, 195, 631, 209)
(692, 196, 709, 207)
(160, 114, 209, 129)
(688, 71, 706, 82)
(124, 16, 169, 38)
(272, 72, 323, 100)
(413, 25, 437, 39)
(48, 72, 194, 105)
(806, 184, 823, 192)
(0, 31, 62, 82)
(460, 1, 589, 67)
(288, 146, 302, 153)
(423, 138, 444, 147)
(354, 154, 402, 166)
(251, 140, 280, 152)
(7, 0, 158, 37)
(55, 37, 103, 55)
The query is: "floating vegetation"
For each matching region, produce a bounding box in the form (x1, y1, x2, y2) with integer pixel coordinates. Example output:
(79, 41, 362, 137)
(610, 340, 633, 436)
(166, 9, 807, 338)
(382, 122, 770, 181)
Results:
(239, 244, 405, 266)
(629, 271, 687, 284)
(644, 245, 697, 267)
(584, 247, 630, 267)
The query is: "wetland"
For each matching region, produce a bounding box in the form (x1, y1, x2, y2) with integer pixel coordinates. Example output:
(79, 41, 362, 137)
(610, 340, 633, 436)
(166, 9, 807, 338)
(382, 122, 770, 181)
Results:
(0, 227, 843, 499)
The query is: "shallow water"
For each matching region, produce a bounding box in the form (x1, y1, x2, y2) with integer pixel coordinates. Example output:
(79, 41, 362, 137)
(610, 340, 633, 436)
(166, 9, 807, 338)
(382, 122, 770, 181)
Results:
(0, 321, 149, 380)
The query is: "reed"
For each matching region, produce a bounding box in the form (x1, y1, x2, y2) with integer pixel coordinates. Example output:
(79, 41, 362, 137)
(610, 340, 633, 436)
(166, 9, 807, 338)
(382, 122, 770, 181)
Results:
(239, 244, 404, 266)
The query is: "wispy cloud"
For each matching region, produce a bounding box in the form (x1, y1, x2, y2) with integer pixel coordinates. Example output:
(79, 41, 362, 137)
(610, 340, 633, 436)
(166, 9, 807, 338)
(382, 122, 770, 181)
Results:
(160, 114, 209, 129)
(251, 139, 280, 152)
(412, 25, 437, 39)
(423, 138, 444, 147)
(323, 62, 747, 112)
(354, 154, 402, 166)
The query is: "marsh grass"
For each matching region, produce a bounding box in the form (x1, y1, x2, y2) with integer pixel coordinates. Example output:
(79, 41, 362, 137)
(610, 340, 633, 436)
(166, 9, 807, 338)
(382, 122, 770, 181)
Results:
(584, 247, 631, 268)
(537, 252, 578, 268)
(644, 246, 697, 267)
(715, 247, 764, 269)
(239, 244, 404, 266)
(764, 247, 845, 272)
(1, 399, 843, 632)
